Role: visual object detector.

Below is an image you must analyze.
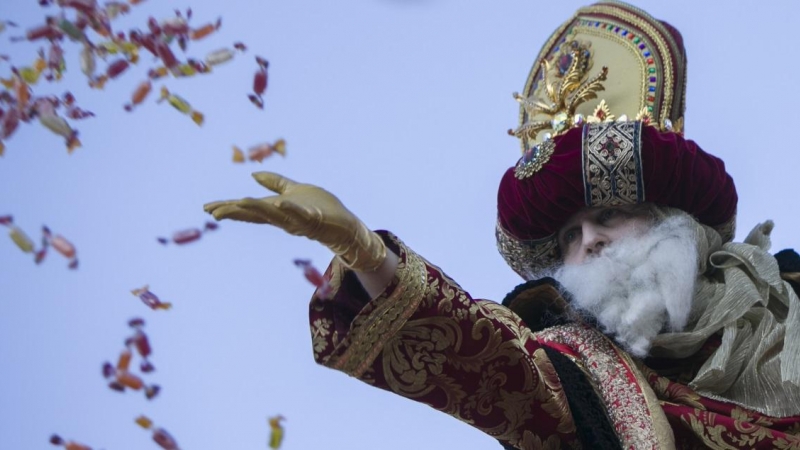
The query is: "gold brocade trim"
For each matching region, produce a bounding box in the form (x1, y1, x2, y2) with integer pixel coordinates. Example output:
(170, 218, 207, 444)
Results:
(331, 238, 428, 378)
(579, 4, 677, 124)
(617, 350, 677, 449)
(495, 223, 560, 280)
(536, 324, 672, 449)
(582, 121, 644, 206)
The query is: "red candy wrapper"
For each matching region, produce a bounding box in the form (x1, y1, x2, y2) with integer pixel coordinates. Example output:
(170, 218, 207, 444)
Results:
(158, 221, 218, 245)
(293, 259, 332, 299)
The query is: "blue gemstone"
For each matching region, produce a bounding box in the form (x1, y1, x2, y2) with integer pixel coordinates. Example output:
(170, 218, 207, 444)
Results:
(648, 86, 656, 92)
(595, 21, 601, 27)
(644, 51, 651, 57)
(621, 30, 628, 36)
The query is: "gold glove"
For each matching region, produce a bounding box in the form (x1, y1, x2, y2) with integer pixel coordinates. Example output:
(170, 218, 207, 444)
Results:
(203, 172, 387, 272)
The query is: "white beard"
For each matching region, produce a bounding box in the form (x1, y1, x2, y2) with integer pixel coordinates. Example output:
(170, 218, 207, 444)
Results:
(553, 214, 699, 357)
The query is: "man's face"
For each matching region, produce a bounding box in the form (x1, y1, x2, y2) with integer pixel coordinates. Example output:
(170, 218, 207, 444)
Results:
(553, 207, 699, 357)
(558, 206, 652, 265)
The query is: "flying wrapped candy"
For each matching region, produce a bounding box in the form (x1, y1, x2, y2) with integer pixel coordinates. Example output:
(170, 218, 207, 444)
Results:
(204, 46, 242, 67)
(157, 221, 218, 245)
(38, 111, 81, 153)
(79, 45, 96, 78)
(293, 259, 332, 299)
(102, 318, 159, 397)
(189, 17, 221, 40)
(104, 2, 131, 20)
(249, 56, 269, 109)
(3, 1, 270, 155)
(102, 352, 160, 399)
(126, 317, 155, 372)
(135, 416, 181, 450)
(156, 86, 203, 125)
(131, 285, 172, 310)
(8, 225, 36, 253)
(124, 80, 152, 111)
(1, 215, 38, 254)
(268, 415, 285, 449)
(45, 42, 66, 81)
(49, 434, 93, 450)
(89, 58, 131, 89)
(232, 139, 286, 164)
(36, 225, 79, 269)
(0, 108, 20, 156)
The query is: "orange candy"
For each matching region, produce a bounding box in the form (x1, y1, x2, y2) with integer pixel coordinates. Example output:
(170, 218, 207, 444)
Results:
(116, 370, 143, 390)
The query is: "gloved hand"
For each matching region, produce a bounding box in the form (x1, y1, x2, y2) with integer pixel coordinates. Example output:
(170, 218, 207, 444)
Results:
(203, 172, 387, 272)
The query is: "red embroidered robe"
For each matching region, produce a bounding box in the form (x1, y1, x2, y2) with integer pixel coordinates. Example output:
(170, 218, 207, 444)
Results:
(308, 233, 800, 449)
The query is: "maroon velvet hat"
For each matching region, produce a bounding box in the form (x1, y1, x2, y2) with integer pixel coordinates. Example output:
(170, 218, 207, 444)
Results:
(496, 1, 737, 279)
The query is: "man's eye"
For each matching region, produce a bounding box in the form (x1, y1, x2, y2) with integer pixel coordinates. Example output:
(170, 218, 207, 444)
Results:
(564, 230, 577, 243)
(598, 208, 618, 223)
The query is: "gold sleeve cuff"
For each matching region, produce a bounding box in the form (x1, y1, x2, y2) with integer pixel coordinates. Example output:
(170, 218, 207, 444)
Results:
(329, 236, 428, 378)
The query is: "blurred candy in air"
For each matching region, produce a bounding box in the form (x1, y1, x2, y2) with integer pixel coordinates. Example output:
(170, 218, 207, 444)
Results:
(102, 352, 160, 399)
(204, 43, 245, 67)
(124, 80, 152, 111)
(132, 285, 172, 310)
(9, 225, 35, 253)
(38, 111, 81, 153)
(157, 221, 218, 245)
(135, 415, 180, 450)
(293, 259, 332, 299)
(189, 17, 221, 40)
(49, 434, 93, 450)
(2, 216, 33, 257)
(126, 317, 155, 372)
(1, 215, 35, 255)
(102, 318, 160, 397)
(268, 415, 286, 449)
(156, 86, 204, 126)
(232, 139, 286, 164)
(248, 56, 269, 109)
(37, 226, 79, 269)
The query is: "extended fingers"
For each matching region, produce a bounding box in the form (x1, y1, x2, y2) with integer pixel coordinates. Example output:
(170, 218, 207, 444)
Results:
(204, 199, 239, 214)
(252, 172, 299, 194)
(206, 204, 267, 223)
(237, 197, 293, 225)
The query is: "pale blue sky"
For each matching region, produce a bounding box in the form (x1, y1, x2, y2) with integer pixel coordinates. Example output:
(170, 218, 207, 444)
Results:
(1, 1, 798, 449)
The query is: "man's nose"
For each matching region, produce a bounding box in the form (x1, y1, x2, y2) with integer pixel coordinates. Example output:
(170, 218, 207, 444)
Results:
(580, 223, 608, 260)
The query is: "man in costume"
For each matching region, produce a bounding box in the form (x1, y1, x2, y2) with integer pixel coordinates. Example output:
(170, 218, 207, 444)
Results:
(204, 1, 800, 448)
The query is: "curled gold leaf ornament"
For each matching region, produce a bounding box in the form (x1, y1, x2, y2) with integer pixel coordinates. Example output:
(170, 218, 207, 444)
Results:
(511, 38, 610, 143)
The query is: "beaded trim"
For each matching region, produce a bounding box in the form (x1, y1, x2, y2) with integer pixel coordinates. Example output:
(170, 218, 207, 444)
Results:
(495, 223, 560, 280)
(514, 137, 556, 179)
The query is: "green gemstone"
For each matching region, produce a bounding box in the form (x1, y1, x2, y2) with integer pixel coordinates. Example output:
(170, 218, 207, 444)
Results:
(634, 37, 641, 43)
(649, 68, 656, 73)
(648, 106, 654, 111)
